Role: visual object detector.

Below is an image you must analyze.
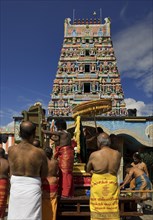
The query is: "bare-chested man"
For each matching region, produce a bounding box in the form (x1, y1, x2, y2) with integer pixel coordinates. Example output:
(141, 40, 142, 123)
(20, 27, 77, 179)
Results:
(42, 119, 74, 197)
(8, 121, 48, 220)
(42, 147, 59, 220)
(42, 120, 71, 148)
(120, 164, 151, 190)
(124, 152, 149, 189)
(131, 152, 149, 176)
(86, 132, 121, 220)
(0, 148, 9, 220)
(120, 164, 152, 213)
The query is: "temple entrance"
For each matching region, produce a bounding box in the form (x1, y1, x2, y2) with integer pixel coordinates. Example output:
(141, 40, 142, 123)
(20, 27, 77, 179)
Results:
(85, 64, 90, 73)
(84, 83, 90, 93)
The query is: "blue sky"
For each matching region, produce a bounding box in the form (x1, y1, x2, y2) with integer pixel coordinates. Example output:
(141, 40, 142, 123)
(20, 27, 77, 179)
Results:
(0, 0, 153, 127)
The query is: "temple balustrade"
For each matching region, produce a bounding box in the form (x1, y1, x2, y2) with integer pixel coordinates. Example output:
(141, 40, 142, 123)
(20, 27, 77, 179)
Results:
(73, 94, 100, 100)
(77, 73, 97, 79)
(60, 57, 79, 61)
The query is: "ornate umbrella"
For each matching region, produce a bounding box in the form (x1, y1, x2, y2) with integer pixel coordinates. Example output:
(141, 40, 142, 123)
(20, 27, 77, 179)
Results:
(72, 98, 112, 127)
(72, 99, 112, 159)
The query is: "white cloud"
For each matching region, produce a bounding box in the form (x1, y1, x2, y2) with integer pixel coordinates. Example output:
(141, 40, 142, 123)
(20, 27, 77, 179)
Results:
(0, 109, 20, 118)
(0, 100, 48, 128)
(5, 121, 14, 129)
(120, 1, 128, 21)
(125, 98, 153, 116)
(113, 12, 153, 97)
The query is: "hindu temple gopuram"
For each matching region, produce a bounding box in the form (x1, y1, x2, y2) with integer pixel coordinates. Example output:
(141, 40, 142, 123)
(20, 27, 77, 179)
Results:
(1, 16, 153, 182)
(46, 17, 153, 181)
(48, 17, 126, 116)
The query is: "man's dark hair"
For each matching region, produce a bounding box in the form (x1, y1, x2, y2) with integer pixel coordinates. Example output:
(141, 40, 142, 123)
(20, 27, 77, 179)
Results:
(44, 147, 53, 159)
(20, 121, 36, 139)
(97, 127, 103, 134)
(110, 134, 118, 144)
(55, 119, 67, 130)
(133, 152, 141, 160)
(0, 148, 5, 157)
(0, 134, 8, 144)
(33, 139, 41, 148)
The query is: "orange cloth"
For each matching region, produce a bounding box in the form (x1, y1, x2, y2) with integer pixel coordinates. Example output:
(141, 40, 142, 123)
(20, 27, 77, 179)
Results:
(42, 177, 58, 220)
(55, 146, 74, 197)
(0, 179, 9, 218)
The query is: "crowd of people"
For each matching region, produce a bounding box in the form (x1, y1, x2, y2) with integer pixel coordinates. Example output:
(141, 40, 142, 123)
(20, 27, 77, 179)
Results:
(0, 119, 152, 220)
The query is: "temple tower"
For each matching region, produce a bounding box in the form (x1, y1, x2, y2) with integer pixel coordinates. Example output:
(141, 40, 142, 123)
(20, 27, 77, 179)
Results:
(48, 17, 126, 116)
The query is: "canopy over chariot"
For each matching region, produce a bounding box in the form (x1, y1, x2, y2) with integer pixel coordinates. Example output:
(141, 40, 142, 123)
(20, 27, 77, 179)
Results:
(72, 99, 112, 163)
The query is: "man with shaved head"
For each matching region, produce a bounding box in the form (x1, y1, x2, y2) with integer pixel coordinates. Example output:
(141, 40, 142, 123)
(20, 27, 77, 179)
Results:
(8, 121, 48, 220)
(86, 132, 121, 220)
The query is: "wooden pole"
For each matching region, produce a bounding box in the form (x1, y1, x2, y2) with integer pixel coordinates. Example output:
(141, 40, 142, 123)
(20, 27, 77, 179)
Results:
(93, 108, 97, 133)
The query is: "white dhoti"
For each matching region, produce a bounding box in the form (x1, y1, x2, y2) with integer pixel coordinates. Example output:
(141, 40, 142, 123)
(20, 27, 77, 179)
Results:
(8, 175, 42, 220)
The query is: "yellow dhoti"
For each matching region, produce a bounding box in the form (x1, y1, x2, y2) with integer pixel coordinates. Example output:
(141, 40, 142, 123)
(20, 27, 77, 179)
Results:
(42, 177, 58, 220)
(42, 197, 57, 220)
(90, 173, 119, 220)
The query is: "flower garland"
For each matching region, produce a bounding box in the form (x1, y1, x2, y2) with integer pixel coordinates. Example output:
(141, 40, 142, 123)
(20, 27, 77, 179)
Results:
(74, 115, 81, 154)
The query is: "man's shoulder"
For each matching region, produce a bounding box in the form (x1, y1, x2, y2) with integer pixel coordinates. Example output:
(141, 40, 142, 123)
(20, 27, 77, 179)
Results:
(51, 158, 58, 164)
(109, 147, 121, 156)
(141, 161, 146, 166)
(63, 130, 71, 136)
(0, 157, 8, 163)
(49, 159, 58, 168)
(8, 144, 18, 153)
(33, 147, 45, 156)
(90, 150, 99, 158)
(102, 147, 121, 159)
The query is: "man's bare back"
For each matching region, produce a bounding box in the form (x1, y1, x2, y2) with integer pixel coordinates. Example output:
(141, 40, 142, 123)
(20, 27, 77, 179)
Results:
(8, 141, 48, 177)
(131, 161, 149, 176)
(47, 158, 58, 177)
(0, 157, 9, 179)
(86, 132, 121, 175)
(86, 146, 121, 175)
(120, 165, 151, 189)
(43, 130, 71, 147)
(51, 130, 71, 147)
(126, 166, 147, 179)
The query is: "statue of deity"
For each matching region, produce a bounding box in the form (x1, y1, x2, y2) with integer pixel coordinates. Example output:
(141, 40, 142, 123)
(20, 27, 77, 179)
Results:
(79, 63, 84, 72)
(62, 63, 66, 72)
(67, 62, 71, 72)
(78, 82, 82, 93)
(99, 63, 103, 72)
(53, 85, 59, 95)
(91, 63, 95, 72)
(92, 82, 96, 92)
(74, 61, 78, 71)
(71, 63, 75, 72)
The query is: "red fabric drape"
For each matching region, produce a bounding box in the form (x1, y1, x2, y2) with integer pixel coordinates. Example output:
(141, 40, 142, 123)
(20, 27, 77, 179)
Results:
(0, 179, 9, 218)
(54, 146, 74, 197)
